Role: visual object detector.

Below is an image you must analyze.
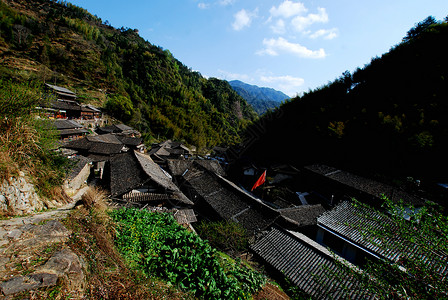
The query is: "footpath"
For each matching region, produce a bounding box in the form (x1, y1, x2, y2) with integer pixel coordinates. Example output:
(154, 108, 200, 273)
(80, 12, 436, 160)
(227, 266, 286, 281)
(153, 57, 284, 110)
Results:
(0, 187, 88, 299)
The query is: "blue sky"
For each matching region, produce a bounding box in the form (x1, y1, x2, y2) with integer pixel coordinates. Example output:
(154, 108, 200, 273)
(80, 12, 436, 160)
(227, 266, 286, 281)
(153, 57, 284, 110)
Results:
(68, 0, 447, 97)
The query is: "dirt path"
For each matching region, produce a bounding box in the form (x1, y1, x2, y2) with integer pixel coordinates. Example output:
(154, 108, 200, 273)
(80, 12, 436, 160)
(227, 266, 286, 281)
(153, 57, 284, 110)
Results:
(0, 188, 88, 299)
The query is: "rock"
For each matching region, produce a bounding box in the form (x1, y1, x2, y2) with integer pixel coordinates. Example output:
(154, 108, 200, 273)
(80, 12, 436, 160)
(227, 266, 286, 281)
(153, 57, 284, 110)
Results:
(38, 248, 84, 291)
(0, 276, 39, 296)
(0, 175, 43, 215)
(0, 195, 6, 211)
(6, 229, 22, 240)
(29, 272, 58, 287)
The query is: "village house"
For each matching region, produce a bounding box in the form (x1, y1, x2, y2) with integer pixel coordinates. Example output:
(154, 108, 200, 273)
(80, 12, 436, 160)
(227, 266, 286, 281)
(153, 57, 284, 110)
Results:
(167, 159, 326, 239)
(149, 140, 192, 164)
(62, 133, 144, 180)
(105, 151, 192, 208)
(63, 156, 92, 193)
(167, 159, 279, 235)
(42, 84, 103, 123)
(96, 123, 140, 137)
(53, 119, 89, 141)
(302, 164, 427, 208)
(316, 200, 448, 272)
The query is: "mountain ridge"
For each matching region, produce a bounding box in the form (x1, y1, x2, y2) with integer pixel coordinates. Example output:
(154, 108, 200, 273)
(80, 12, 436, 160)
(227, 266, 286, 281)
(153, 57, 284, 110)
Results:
(0, 0, 257, 149)
(228, 80, 290, 115)
(238, 16, 448, 181)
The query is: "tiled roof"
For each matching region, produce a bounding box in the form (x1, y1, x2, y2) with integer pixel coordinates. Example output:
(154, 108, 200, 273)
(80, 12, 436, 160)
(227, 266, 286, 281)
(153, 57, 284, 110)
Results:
(54, 119, 83, 129)
(58, 128, 89, 136)
(278, 204, 326, 227)
(305, 164, 426, 206)
(65, 135, 124, 155)
(114, 123, 133, 131)
(251, 227, 373, 299)
(109, 152, 192, 205)
(182, 164, 278, 233)
(115, 135, 143, 147)
(97, 124, 138, 135)
(174, 209, 197, 224)
(50, 100, 81, 111)
(45, 84, 76, 95)
(318, 201, 397, 260)
(317, 201, 448, 275)
(87, 134, 122, 144)
(66, 155, 91, 180)
(109, 152, 146, 197)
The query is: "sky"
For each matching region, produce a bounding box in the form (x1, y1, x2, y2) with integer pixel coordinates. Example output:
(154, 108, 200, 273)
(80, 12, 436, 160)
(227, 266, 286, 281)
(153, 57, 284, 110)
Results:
(67, 0, 447, 97)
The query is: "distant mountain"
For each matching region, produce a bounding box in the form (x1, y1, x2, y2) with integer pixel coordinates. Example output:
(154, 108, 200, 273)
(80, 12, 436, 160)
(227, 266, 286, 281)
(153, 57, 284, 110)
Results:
(228, 80, 290, 115)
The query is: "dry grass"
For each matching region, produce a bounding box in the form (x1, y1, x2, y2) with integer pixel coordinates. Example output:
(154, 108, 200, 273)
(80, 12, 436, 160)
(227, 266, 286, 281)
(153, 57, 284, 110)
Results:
(0, 80, 69, 200)
(65, 188, 190, 299)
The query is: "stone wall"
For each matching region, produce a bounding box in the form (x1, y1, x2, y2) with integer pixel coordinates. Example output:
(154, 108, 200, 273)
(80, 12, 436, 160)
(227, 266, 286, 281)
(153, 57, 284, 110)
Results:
(0, 172, 44, 215)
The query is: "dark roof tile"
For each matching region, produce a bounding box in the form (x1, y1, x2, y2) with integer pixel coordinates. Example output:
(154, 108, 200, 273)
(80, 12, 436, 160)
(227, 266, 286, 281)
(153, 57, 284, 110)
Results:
(251, 227, 373, 299)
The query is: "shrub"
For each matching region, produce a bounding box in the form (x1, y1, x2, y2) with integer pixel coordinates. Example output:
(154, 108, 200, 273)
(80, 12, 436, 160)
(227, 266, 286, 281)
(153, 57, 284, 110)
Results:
(110, 208, 266, 299)
(0, 79, 69, 196)
(195, 220, 249, 254)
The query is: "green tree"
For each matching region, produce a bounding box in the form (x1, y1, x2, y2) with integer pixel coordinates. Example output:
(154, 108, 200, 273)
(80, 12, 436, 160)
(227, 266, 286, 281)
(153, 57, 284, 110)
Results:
(105, 94, 134, 121)
(403, 16, 438, 42)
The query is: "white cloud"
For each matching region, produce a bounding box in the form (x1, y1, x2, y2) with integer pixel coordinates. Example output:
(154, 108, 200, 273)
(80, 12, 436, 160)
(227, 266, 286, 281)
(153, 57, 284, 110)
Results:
(232, 9, 257, 31)
(217, 69, 253, 82)
(309, 28, 339, 40)
(270, 19, 286, 34)
(219, 0, 235, 6)
(291, 7, 328, 32)
(198, 2, 210, 9)
(260, 75, 304, 97)
(257, 37, 326, 59)
(269, 1, 307, 19)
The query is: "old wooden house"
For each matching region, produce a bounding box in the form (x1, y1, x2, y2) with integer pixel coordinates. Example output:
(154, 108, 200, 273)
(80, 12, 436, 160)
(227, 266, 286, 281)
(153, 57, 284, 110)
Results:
(107, 151, 192, 208)
(53, 119, 89, 141)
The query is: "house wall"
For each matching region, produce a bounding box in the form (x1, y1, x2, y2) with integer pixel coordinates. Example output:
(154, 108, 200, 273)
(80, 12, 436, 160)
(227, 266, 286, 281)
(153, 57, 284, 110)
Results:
(67, 163, 91, 191)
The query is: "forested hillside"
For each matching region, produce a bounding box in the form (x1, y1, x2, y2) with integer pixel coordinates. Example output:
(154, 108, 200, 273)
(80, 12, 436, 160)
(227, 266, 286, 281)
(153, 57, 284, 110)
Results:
(0, 0, 257, 148)
(229, 80, 289, 115)
(240, 16, 448, 181)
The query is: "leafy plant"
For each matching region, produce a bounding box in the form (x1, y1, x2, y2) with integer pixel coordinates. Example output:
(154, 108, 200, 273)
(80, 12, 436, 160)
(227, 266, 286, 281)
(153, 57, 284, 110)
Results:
(195, 220, 249, 253)
(110, 208, 266, 299)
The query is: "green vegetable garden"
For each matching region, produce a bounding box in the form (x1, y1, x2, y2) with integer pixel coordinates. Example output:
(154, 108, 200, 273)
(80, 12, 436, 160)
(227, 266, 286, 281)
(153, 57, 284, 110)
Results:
(110, 208, 266, 299)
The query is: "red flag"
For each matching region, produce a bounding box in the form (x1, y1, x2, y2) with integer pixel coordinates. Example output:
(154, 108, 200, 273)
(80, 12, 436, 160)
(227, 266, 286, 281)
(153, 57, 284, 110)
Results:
(251, 170, 266, 191)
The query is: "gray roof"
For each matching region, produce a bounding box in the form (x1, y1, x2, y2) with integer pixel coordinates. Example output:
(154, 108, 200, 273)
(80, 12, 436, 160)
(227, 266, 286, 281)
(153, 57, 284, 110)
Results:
(65, 134, 125, 155)
(115, 135, 143, 147)
(98, 124, 138, 135)
(58, 128, 89, 136)
(87, 134, 122, 145)
(166, 159, 225, 177)
(318, 201, 395, 259)
(54, 119, 83, 130)
(114, 123, 134, 132)
(67, 156, 91, 180)
(278, 204, 326, 227)
(50, 100, 81, 111)
(45, 84, 76, 95)
(182, 164, 278, 233)
(109, 151, 192, 205)
(318, 201, 448, 274)
(134, 152, 183, 195)
(251, 227, 373, 299)
(305, 164, 426, 206)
